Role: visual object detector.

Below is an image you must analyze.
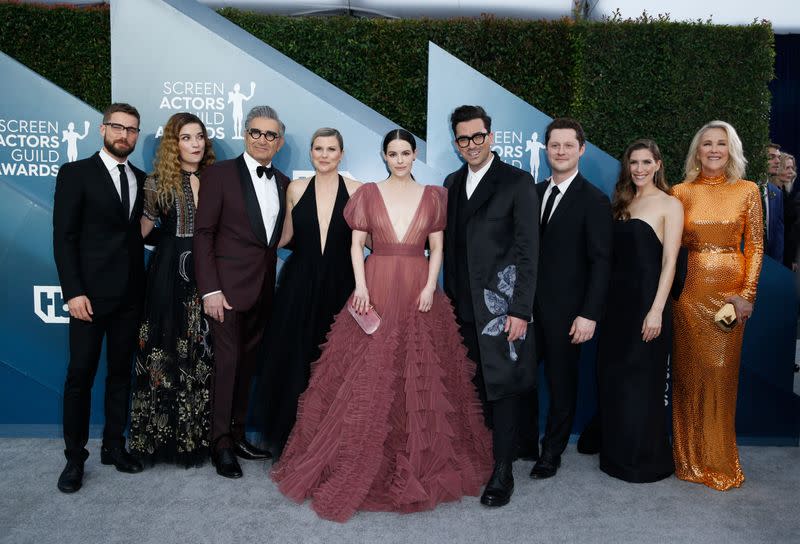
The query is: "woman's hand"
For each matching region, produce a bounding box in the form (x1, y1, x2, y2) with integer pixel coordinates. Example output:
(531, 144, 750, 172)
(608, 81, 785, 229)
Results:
(641, 309, 662, 342)
(352, 285, 370, 315)
(417, 285, 435, 312)
(725, 294, 754, 324)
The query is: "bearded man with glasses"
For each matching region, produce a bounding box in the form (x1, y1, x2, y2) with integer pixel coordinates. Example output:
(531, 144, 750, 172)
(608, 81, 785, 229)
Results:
(53, 103, 147, 493)
(194, 105, 289, 478)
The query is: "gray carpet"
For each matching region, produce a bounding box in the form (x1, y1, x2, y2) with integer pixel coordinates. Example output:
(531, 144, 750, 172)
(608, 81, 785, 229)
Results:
(1, 439, 798, 544)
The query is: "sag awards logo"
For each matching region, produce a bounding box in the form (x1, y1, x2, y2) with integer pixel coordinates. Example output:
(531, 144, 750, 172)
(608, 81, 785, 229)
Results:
(33, 285, 70, 324)
(0, 119, 90, 177)
(491, 130, 546, 182)
(157, 80, 257, 140)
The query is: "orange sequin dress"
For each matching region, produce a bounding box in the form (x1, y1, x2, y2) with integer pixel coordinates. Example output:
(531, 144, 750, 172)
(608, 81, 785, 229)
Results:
(671, 174, 763, 491)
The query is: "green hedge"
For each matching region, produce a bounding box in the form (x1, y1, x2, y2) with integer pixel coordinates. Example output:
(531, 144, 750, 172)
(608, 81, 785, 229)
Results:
(0, 4, 773, 183)
(0, 3, 110, 112)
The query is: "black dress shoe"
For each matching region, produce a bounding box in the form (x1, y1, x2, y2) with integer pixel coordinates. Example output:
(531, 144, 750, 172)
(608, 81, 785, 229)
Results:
(100, 446, 144, 474)
(57, 460, 85, 493)
(480, 462, 514, 507)
(213, 448, 243, 478)
(530, 455, 561, 479)
(233, 438, 272, 460)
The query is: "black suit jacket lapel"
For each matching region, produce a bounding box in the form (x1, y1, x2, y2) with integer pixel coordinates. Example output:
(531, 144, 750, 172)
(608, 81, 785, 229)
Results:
(268, 171, 287, 248)
(463, 154, 501, 219)
(447, 165, 468, 228)
(129, 165, 146, 225)
(91, 152, 127, 221)
(236, 155, 269, 246)
(546, 173, 584, 229)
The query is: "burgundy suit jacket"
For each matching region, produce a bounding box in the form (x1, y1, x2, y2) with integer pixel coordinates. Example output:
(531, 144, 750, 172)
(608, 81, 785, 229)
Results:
(194, 154, 289, 312)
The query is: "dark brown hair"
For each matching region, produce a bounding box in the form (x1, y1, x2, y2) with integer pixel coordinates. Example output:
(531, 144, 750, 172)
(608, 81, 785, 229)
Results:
(450, 105, 492, 134)
(102, 102, 140, 124)
(545, 117, 585, 147)
(612, 139, 669, 220)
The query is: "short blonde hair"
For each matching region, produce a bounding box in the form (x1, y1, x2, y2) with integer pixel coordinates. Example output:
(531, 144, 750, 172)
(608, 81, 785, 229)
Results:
(779, 152, 797, 185)
(683, 120, 747, 183)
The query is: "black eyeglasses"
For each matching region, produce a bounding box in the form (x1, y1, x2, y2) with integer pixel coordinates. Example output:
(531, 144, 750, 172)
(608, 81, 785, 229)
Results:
(103, 122, 141, 135)
(247, 128, 281, 141)
(455, 132, 489, 148)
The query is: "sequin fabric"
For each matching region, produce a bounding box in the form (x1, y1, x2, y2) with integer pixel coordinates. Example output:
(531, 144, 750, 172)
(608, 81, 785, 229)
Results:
(671, 174, 763, 490)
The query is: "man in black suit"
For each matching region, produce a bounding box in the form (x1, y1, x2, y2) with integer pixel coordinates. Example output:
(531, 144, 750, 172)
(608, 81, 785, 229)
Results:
(53, 103, 147, 493)
(522, 117, 612, 479)
(443, 105, 539, 507)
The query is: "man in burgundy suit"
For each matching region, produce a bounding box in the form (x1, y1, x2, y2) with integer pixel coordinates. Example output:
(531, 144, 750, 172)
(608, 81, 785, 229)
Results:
(194, 105, 289, 478)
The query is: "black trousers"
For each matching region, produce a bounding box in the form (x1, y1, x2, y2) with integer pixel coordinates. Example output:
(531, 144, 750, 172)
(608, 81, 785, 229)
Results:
(459, 320, 519, 466)
(521, 318, 582, 458)
(63, 300, 140, 461)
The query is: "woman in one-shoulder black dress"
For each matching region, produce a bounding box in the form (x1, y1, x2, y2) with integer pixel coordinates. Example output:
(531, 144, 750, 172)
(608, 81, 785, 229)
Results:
(257, 128, 360, 458)
(597, 139, 683, 483)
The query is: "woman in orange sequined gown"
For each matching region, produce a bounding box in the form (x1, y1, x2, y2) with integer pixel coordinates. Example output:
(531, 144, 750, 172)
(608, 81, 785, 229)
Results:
(671, 121, 763, 491)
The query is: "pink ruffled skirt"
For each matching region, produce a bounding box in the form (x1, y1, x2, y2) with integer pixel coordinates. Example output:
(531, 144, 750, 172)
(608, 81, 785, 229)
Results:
(271, 291, 493, 522)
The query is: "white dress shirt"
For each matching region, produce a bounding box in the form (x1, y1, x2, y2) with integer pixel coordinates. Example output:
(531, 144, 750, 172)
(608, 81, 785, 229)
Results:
(99, 148, 137, 218)
(465, 154, 495, 199)
(243, 151, 280, 242)
(540, 170, 580, 223)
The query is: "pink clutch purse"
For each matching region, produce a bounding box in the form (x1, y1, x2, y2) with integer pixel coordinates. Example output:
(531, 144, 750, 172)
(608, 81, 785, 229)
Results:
(348, 304, 381, 335)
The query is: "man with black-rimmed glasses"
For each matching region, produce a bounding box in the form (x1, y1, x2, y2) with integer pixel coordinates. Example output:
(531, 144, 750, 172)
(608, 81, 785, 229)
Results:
(53, 103, 147, 493)
(194, 105, 289, 478)
(443, 105, 539, 508)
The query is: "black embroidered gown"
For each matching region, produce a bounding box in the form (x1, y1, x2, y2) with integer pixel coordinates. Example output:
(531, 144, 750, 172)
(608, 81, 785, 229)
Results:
(257, 176, 355, 458)
(129, 173, 213, 466)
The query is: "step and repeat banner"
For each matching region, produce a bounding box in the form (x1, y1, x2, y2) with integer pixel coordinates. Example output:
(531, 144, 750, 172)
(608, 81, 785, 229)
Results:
(1, 0, 796, 443)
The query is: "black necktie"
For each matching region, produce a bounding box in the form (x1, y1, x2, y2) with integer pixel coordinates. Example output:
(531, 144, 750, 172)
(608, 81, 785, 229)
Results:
(117, 164, 130, 218)
(256, 165, 274, 179)
(540, 185, 560, 235)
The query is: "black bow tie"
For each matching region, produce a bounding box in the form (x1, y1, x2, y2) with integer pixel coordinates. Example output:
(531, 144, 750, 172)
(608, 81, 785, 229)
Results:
(256, 165, 274, 179)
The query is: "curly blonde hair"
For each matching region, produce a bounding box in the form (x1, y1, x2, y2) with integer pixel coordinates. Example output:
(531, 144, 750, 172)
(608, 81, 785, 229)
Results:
(151, 112, 215, 208)
(683, 120, 747, 184)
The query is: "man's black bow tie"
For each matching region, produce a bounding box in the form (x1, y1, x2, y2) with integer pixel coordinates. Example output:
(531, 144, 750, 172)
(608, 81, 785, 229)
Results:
(256, 165, 274, 179)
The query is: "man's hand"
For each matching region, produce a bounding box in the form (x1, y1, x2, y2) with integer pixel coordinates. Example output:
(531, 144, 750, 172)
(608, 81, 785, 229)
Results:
(204, 292, 232, 323)
(67, 295, 93, 322)
(569, 316, 596, 344)
(505, 315, 528, 342)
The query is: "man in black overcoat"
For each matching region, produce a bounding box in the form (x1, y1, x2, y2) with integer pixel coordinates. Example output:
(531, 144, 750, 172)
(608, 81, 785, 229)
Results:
(443, 105, 539, 507)
(52, 103, 147, 493)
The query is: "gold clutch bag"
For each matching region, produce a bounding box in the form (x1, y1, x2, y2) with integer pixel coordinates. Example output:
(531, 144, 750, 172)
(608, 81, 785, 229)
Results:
(714, 303, 738, 331)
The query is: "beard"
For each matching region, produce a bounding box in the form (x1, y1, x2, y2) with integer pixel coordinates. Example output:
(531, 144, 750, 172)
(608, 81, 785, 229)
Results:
(103, 134, 134, 159)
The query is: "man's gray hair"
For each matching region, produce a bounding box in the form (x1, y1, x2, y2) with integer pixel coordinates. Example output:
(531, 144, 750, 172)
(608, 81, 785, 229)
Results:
(245, 105, 285, 136)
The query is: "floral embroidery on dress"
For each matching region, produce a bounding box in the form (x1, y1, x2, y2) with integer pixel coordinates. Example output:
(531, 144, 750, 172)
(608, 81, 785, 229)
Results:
(129, 173, 212, 466)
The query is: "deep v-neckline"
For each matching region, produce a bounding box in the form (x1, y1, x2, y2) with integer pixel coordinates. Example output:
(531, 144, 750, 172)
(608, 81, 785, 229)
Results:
(309, 175, 344, 256)
(374, 183, 428, 244)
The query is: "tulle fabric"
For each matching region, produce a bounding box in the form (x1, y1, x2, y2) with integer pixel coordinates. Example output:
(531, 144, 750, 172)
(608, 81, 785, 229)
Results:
(271, 183, 492, 522)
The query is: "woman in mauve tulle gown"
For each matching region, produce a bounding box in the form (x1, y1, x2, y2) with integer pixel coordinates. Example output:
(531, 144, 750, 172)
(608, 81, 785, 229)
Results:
(271, 129, 493, 522)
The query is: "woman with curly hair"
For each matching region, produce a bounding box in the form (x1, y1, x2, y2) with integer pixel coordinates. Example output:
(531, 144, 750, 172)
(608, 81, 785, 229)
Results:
(128, 112, 216, 466)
